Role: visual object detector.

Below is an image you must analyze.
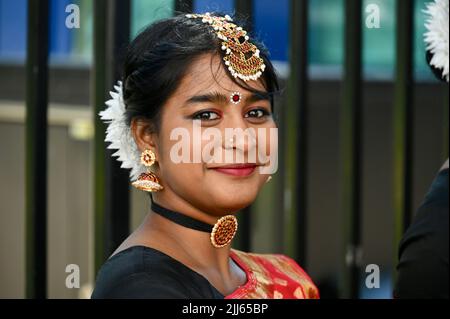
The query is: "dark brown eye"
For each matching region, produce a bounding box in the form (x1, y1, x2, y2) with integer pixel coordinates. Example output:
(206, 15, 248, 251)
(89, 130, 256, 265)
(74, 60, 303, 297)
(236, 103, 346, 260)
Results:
(192, 111, 220, 121)
(245, 109, 268, 119)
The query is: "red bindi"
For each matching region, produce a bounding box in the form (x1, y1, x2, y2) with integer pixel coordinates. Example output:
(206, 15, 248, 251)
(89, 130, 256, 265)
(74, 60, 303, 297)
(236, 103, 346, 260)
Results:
(230, 92, 242, 104)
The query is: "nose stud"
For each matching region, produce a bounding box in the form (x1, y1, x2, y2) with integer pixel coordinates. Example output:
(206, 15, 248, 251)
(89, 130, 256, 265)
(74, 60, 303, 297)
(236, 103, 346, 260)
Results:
(225, 137, 235, 149)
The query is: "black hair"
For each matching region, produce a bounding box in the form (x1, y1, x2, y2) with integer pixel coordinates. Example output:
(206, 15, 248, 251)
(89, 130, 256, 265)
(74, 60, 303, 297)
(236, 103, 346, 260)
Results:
(426, 50, 448, 83)
(122, 13, 279, 132)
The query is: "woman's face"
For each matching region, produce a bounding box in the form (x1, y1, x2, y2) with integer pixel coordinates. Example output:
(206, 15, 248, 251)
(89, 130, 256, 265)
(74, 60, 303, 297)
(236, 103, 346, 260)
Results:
(142, 54, 277, 216)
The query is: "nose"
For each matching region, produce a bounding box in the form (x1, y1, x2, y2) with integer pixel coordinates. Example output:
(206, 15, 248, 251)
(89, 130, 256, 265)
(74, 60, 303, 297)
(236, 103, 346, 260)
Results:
(221, 113, 257, 154)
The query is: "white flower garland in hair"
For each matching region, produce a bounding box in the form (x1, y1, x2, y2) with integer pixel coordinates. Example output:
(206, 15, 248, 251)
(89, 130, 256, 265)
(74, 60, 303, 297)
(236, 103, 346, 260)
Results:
(424, 0, 449, 82)
(99, 81, 146, 181)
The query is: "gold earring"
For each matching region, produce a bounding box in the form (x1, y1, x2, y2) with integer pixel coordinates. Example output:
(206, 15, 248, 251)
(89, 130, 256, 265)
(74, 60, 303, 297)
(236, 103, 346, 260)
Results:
(132, 149, 164, 192)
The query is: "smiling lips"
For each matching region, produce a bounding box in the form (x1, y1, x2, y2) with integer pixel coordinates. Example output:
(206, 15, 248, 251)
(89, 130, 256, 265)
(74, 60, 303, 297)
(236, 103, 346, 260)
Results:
(211, 163, 258, 177)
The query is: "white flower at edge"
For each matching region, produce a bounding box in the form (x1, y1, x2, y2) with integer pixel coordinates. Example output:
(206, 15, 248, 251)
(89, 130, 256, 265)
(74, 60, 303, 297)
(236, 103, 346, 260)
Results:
(99, 81, 146, 181)
(424, 0, 449, 82)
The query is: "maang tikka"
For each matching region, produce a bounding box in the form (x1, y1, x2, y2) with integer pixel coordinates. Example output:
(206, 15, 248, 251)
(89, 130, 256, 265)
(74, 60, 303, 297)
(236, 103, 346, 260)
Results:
(186, 12, 266, 82)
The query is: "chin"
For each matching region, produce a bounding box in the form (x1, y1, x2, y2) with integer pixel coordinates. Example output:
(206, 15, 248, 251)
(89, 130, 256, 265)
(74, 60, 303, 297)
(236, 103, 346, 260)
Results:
(207, 187, 258, 213)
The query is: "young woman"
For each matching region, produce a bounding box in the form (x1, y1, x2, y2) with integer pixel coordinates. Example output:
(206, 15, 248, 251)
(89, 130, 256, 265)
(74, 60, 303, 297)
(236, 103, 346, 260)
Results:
(92, 12, 319, 299)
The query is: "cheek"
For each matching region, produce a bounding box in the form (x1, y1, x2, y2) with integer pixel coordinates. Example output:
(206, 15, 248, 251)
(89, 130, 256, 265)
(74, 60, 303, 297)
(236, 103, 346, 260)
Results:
(157, 124, 206, 193)
(256, 125, 278, 164)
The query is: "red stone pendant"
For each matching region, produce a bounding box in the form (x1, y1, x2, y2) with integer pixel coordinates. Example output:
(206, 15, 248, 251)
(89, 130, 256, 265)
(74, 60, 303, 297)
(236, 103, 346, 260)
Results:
(210, 215, 238, 248)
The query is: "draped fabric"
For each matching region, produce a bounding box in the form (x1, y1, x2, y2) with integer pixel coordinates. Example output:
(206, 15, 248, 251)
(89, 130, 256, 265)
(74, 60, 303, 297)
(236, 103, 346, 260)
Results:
(227, 249, 319, 299)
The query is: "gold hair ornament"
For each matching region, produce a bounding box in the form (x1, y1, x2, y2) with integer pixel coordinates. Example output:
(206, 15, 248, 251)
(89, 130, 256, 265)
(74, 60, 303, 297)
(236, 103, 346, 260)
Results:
(186, 12, 266, 82)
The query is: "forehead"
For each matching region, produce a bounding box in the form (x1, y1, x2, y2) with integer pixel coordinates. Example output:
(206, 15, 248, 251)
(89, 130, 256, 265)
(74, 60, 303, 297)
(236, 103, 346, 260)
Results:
(173, 53, 267, 98)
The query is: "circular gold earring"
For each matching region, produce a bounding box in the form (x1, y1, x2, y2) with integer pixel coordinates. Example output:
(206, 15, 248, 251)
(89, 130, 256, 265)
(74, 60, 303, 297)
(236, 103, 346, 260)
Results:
(141, 149, 155, 167)
(132, 149, 164, 192)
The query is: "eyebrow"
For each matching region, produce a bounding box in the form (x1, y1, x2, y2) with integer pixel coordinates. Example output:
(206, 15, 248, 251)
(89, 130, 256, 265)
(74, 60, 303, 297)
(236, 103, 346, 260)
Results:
(184, 90, 271, 107)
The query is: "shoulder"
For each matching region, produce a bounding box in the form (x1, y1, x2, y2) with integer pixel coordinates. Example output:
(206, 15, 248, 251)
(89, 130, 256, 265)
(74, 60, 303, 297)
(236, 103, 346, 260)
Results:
(395, 169, 449, 298)
(231, 249, 319, 299)
(91, 246, 211, 299)
(399, 168, 449, 258)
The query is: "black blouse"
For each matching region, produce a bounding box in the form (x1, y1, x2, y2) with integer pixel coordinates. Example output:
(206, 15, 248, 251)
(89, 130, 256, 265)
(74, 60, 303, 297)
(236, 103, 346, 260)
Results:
(91, 246, 224, 299)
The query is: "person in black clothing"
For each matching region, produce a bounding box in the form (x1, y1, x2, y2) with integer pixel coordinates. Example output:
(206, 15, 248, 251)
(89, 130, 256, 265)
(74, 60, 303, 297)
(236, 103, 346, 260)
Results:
(394, 0, 450, 299)
(395, 160, 449, 298)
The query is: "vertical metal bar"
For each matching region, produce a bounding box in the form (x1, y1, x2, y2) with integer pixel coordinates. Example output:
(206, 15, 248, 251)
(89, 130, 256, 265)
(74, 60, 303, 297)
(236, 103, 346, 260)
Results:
(285, 0, 309, 267)
(93, 0, 131, 273)
(340, 0, 363, 299)
(175, 0, 193, 13)
(25, 0, 49, 299)
(105, 0, 131, 260)
(93, 0, 107, 276)
(393, 0, 414, 278)
(235, 0, 252, 22)
(234, 0, 254, 252)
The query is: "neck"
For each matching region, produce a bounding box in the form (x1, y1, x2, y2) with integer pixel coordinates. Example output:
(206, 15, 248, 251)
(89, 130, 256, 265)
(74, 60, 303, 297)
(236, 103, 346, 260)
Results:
(143, 191, 236, 281)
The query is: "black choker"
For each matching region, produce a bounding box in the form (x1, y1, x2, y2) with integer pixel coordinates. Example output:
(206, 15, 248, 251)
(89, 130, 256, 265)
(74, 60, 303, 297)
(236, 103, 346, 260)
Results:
(150, 201, 238, 248)
(151, 201, 212, 232)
